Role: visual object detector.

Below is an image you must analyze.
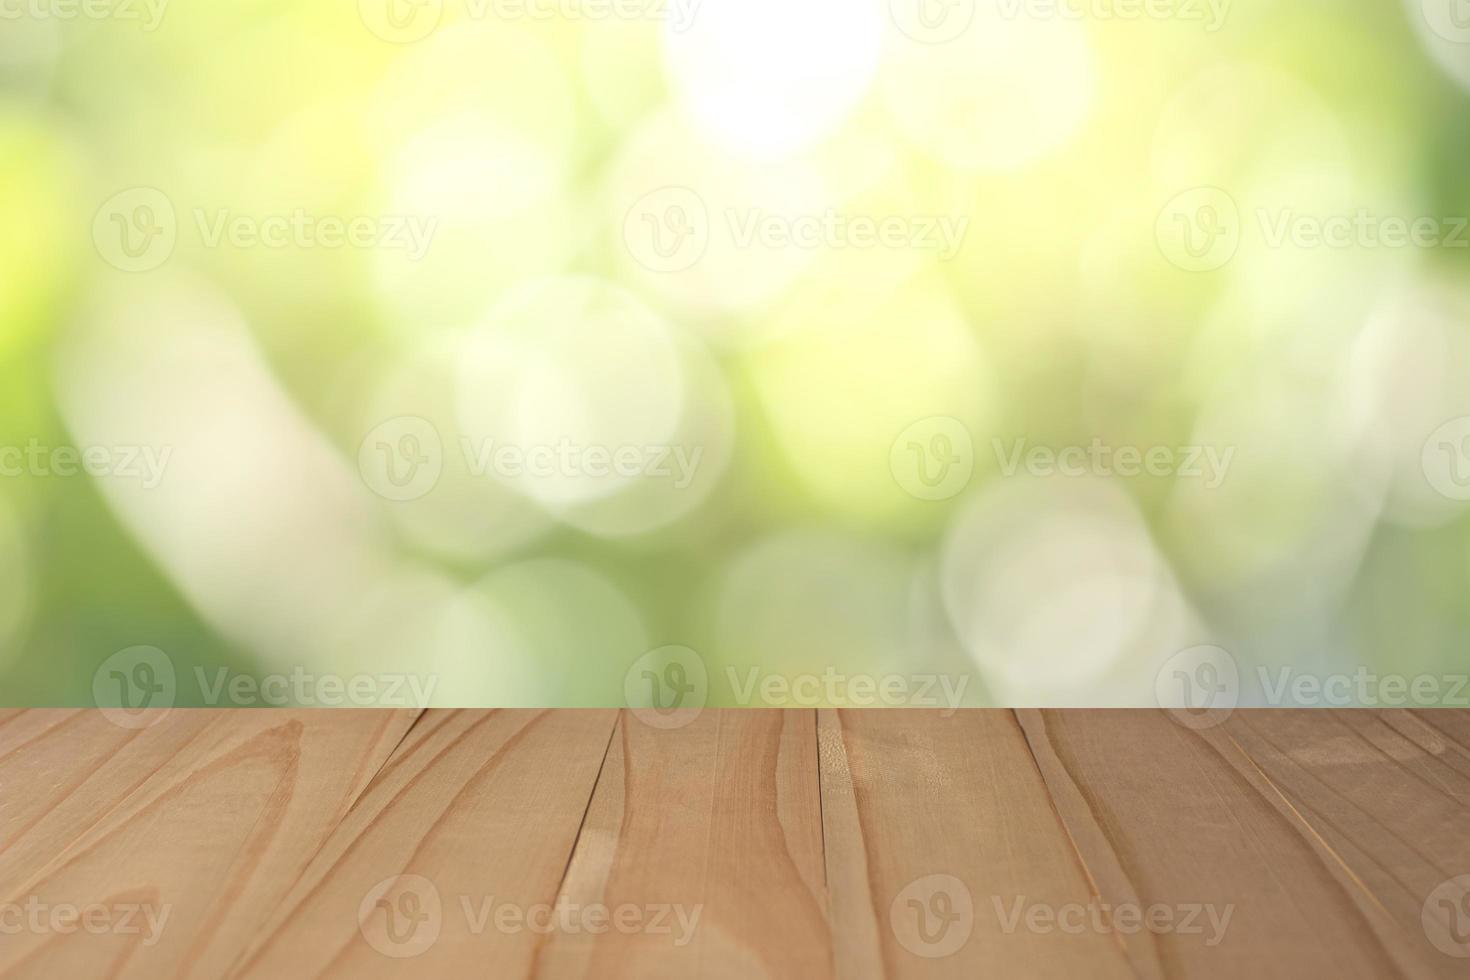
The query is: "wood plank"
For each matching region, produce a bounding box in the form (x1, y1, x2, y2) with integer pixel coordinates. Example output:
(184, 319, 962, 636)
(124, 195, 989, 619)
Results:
(1214, 710, 1470, 978)
(0, 709, 83, 758)
(532, 709, 830, 980)
(1384, 710, 1470, 795)
(819, 709, 1136, 980)
(0, 709, 218, 886)
(0, 709, 419, 980)
(3, 707, 1468, 978)
(230, 709, 618, 979)
(0, 711, 127, 852)
(1015, 708, 1467, 980)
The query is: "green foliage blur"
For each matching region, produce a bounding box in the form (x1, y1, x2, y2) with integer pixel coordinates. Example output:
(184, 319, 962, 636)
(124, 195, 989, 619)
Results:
(2, 0, 1469, 709)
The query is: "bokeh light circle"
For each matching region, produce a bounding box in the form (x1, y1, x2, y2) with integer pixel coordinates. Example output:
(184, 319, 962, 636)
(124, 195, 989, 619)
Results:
(748, 277, 991, 522)
(1343, 279, 1470, 527)
(941, 478, 1193, 703)
(358, 336, 553, 559)
(455, 276, 694, 518)
(606, 110, 833, 333)
(662, 0, 886, 160)
(879, 2, 1096, 172)
(369, 24, 583, 331)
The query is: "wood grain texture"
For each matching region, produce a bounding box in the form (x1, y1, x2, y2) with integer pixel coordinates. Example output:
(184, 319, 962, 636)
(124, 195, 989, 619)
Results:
(0, 709, 418, 979)
(231, 709, 619, 979)
(1211, 710, 1470, 980)
(0, 708, 1467, 979)
(819, 709, 1136, 980)
(533, 709, 829, 980)
(1016, 709, 1470, 980)
(0, 710, 219, 887)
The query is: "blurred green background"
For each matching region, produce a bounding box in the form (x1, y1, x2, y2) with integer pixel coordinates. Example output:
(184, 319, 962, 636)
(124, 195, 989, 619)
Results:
(3, 0, 1470, 709)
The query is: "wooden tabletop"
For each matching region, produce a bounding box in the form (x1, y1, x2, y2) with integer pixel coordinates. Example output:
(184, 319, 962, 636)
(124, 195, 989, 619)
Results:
(0, 709, 1467, 978)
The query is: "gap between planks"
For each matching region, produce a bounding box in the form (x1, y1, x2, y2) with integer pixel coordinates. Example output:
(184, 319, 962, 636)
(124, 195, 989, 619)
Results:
(3, 709, 1469, 980)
